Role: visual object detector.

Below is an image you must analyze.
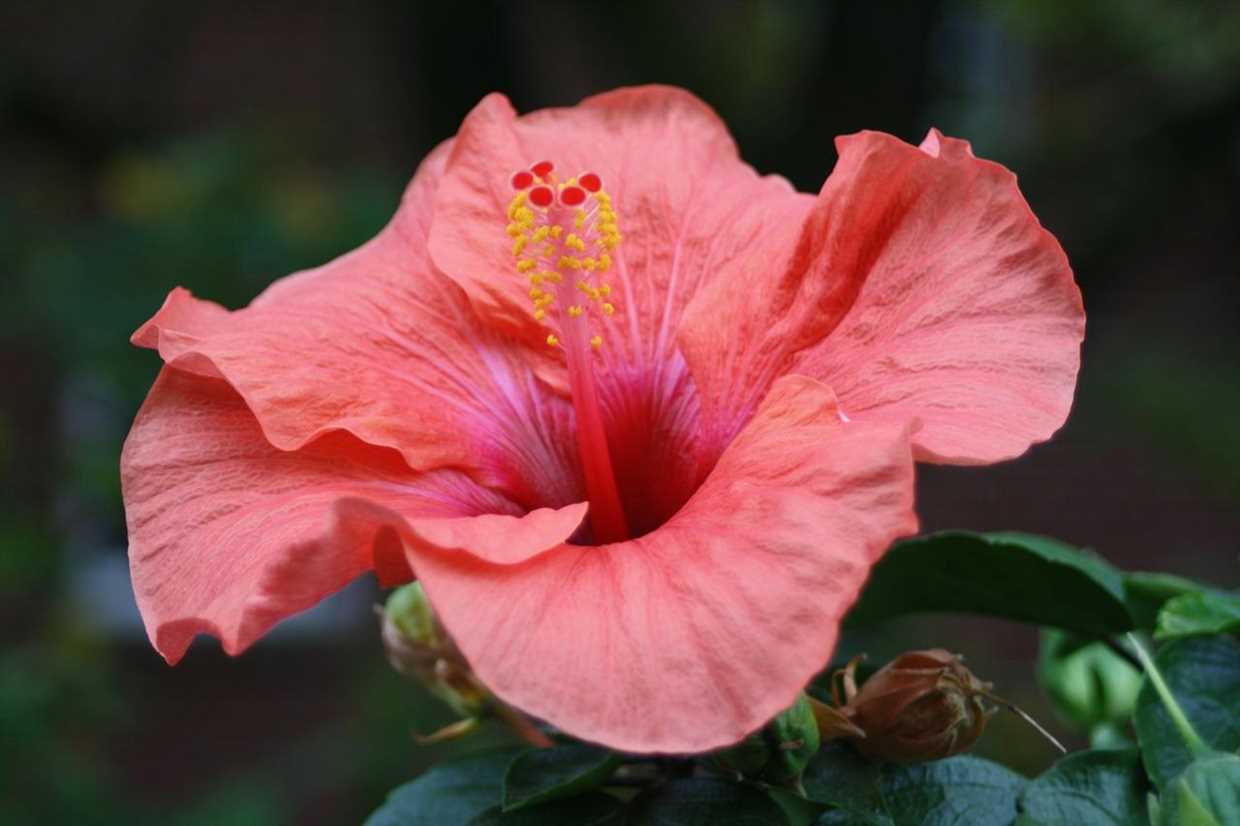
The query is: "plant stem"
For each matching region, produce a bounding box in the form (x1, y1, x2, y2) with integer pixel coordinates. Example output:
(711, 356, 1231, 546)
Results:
(1125, 633, 1210, 758)
(1100, 636, 1143, 671)
(981, 692, 1067, 755)
(492, 701, 555, 748)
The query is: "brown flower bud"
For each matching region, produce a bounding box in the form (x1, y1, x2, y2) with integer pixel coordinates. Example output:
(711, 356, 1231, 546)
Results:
(840, 649, 995, 763)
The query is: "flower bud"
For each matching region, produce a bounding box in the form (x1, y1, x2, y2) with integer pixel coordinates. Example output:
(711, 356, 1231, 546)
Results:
(844, 649, 994, 763)
(712, 693, 823, 786)
(380, 583, 488, 718)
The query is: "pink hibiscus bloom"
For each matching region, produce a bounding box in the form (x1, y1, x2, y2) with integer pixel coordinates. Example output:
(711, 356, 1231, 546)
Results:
(122, 86, 1083, 753)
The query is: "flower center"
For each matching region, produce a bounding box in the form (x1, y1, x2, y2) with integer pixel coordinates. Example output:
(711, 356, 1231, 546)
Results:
(506, 161, 629, 543)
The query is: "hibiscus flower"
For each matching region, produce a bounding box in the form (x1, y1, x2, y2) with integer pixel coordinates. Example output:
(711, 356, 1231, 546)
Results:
(121, 86, 1083, 753)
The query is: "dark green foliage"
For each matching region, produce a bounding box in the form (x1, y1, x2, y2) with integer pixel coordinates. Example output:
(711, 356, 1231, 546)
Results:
(845, 532, 1133, 636)
(1016, 748, 1149, 825)
(1134, 636, 1240, 789)
(502, 744, 620, 811)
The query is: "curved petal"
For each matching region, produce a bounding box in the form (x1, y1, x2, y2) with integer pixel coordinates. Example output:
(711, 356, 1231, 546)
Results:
(408, 374, 918, 753)
(122, 367, 585, 664)
(428, 86, 812, 367)
(682, 128, 1084, 464)
(132, 142, 582, 505)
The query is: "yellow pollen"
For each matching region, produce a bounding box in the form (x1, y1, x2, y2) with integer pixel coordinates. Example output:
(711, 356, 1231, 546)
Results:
(505, 177, 624, 349)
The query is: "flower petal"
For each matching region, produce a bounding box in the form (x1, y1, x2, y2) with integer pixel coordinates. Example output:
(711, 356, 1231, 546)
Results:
(428, 86, 812, 366)
(407, 374, 918, 753)
(681, 128, 1084, 464)
(122, 367, 585, 664)
(131, 142, 581, 504)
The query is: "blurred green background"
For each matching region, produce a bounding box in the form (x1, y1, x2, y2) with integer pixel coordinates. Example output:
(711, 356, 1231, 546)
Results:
(2, 1, 1238, 823)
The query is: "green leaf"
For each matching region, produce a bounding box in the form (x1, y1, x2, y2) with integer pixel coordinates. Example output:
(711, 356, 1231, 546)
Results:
(1016, 748, 1149, 825)
(1159, 753, 1240, 826)
(845, 531, 1132, 636)
(804, 743, 1025, 825)
(1124, 573, 1205, 630)
(803, 741, 885, 812)
(502, 744, 620, 811)
(626, 778, 789, 825)
(469, 792, 624, 825)
(364, 748, 520, 826)
(1134, 636, 1240, 789)
(1038, 629, 1143, 732)
(876, 757, 1026, 826)
(1156, 592, 1240, 641)
(768, 788, 827, 826)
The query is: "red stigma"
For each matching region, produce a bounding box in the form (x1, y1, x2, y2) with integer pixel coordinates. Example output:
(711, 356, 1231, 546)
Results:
(560, 186, 586, 207)
(529, 185, 554, 207)
(578, 172, 602, 193)
(510, 170, 534, 190)
(531, 160, 554, 178)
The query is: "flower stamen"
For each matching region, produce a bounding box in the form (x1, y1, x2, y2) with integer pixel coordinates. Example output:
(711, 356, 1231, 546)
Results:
(506, 161, 629, 543)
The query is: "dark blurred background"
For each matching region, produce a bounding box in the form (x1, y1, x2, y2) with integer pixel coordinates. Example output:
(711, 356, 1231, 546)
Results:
(2, 1, 1238, 823)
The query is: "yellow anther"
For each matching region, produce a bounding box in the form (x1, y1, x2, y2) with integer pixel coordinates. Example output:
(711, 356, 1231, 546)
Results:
(596, 192, 611, 205)
(536, 294, 555, 308)
(546, 334, 559, 347)
(517, 259, 537, 272)
(531, 226, 550, 243)
(602, 302, 615, 315)
(597, 253, 611, 272)
(529, 273, 544, 285)
(582, 257, 597, 271)
(533, 309, 546, 320)
(558, 256, 582, 270)
(565, 234, 585, 252)
(507, 191, 528, 219)
(576, 281, 591, 294)
(549, 226, 563, 239)
(590, 335, 603, 349)
(568, 305, 583, 317)
(575, 209, 587, 229)
(506, 222, 524, 237)
(543, 243, 557, 258)
(512, 236, 528, 256)
(598, 283, 611, 297)
(545, 271, 563, 284)
(514, 207, 534, 225)
(529, 287, 543, 299)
